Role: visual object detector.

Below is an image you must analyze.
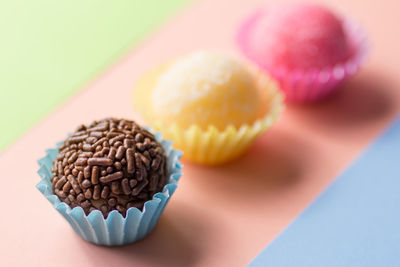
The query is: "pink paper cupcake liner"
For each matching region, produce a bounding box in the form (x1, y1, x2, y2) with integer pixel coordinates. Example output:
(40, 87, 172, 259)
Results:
(237, 10, 369, 103)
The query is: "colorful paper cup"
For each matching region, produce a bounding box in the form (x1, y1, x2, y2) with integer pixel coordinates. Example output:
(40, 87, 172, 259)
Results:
(134, 68, 284, 165)
(37, 130, 182, 246)
(237, 10, 369, 103)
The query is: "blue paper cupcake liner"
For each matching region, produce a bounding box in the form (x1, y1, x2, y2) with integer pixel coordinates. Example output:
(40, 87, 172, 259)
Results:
(36, 130, 183, 246)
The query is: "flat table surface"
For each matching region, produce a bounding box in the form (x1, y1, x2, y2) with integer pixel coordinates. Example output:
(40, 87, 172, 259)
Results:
(1, 0, 400, 266)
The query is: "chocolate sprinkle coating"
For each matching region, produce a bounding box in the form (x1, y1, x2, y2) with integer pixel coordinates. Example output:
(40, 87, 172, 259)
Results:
(51, 118, 167, 217)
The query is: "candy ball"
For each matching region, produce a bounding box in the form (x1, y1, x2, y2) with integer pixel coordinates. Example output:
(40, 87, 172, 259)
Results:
(151, 51, 262, 130)
(244, 4, 350, 70)
(51, 118, 168, 217)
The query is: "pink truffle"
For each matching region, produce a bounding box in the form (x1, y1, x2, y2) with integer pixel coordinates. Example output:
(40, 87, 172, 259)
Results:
(241, 4, 350, 70)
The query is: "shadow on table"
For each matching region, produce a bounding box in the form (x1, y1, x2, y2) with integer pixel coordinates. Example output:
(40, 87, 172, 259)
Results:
(184, 68, 396, 205)
(77, 207, 204, 267)
(184, 127, 306, 207)
(287, 69, 396, 132)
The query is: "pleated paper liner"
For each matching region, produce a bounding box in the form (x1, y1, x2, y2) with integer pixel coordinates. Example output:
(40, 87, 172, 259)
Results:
(37, 130, 183, 246)
(134, 69, 284, 165)
(237, 10, 369, 103)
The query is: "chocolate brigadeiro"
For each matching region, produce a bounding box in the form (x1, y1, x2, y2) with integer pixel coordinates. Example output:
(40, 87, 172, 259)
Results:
(50, 118, 167, 218)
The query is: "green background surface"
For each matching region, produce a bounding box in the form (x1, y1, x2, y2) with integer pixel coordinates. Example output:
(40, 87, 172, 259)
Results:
(0, 0, 189, 152)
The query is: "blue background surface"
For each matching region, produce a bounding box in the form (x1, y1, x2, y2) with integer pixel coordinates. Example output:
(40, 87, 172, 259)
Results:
(250, 116, 400, 267)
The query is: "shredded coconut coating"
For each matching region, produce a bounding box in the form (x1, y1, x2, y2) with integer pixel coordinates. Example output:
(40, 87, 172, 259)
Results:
(151, 51, 261, 130)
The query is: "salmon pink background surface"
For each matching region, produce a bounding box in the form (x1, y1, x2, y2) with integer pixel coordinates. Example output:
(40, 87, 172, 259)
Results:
(1, 0, 400, 266)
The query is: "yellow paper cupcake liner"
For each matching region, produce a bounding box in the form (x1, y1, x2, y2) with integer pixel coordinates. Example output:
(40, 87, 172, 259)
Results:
(133, 65, 284, 165)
